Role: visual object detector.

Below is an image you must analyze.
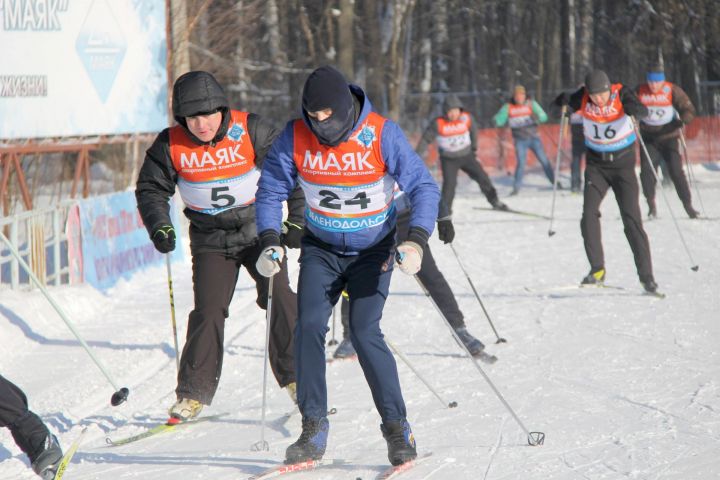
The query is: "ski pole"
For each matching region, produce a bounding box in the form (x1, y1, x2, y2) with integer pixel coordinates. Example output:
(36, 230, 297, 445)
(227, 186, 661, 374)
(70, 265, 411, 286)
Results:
(548, 105, 568, 237)
(413, 276, 544, 446)
(632, 118, 699, 271)
(449, 244, 506, 344)
(251, 249, 281, 451)
(165, 255, 180, 374)
(387, 339, 457, 409)
(0, 231, 130, 407)
(679, 128, 706, 217)
(328, 301, 338, 346)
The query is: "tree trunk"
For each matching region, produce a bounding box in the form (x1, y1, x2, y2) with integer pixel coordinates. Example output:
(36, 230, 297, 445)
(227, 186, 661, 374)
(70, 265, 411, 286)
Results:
(337, 0, 355, 78)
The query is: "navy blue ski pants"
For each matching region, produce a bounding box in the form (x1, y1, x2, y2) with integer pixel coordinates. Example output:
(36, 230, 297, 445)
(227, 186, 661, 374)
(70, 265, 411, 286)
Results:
(295, 231, 407, 423)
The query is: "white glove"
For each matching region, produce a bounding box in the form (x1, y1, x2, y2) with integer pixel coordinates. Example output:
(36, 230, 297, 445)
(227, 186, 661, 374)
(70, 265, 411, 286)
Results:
(256, 246, 284, 277)
(395, 241, 423, 275)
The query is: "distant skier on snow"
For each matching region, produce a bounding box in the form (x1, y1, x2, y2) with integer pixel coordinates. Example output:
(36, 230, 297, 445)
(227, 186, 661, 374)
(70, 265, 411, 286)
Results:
(255, 65, 439, 467)
(415, 94, 508, 212)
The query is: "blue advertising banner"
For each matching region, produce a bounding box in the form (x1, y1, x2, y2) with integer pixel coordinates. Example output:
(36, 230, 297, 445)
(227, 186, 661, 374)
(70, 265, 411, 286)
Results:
(78, 190, 182, 290)
(0, 0, 168, 139)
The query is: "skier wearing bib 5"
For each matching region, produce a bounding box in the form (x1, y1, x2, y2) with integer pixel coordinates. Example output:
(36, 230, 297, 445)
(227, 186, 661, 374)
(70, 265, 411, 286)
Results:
(554, 70, 659, 294)
(254, 66, 439, 467)
(136, 71, 302, 422)
(635, 62, 698, 219)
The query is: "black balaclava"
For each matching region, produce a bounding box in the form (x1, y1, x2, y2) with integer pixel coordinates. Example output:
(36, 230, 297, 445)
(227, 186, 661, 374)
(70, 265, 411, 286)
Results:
(302, 66, 355, 147)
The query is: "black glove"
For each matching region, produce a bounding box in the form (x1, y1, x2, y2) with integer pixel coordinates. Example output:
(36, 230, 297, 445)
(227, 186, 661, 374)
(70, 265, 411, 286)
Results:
(281, 221, 304, 249)
(437, 218, 455, 244)
(557, 92, 571, 107)
(151, 224, 176, 253)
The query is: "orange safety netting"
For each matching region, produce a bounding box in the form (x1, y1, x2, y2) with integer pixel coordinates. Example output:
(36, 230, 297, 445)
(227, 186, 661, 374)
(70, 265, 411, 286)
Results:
(415, 116, 720, 173)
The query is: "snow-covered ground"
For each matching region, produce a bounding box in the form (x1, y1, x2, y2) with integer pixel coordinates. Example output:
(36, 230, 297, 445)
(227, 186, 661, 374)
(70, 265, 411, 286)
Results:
(1, 165, 719, 479)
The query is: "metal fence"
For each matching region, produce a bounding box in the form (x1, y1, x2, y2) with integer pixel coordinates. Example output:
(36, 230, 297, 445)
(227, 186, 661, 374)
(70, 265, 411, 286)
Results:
(1, 200, 77, 290)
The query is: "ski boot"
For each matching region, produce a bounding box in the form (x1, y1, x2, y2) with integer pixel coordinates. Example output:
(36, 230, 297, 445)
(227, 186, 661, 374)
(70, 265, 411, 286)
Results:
(647, 198, 657, 219)
(683, 203, 700, 219)
(381, 419, 417, 466)
(285, 382, 297, 405)
(490, 198, 509, 211)
(285, 417, 329, 464)
(581, 268, 606, 286)
(333, 338, 357, 359)
(453, 327, 485, 356)
(168, 398, 203, 423)
(509, 187, 519, 196)
(641, 278, 659, 294)
(30, 434, 63, 480)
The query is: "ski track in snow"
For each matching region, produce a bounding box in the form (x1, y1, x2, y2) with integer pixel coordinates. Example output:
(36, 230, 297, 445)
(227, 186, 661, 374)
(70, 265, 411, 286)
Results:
(1, 166, 720, 479)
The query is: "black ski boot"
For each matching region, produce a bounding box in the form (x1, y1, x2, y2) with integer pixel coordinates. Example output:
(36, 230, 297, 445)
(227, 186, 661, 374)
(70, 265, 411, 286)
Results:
(30, 434, 63, 479)
(453, 327, 485, 356)
(641, 278, 658, 294)
(581, 268, 605, 285)
(380, 419, 417, 466)
(285, 417, 329, 464)
(490, 197, 509, 211)
(683, 203, 700, 219)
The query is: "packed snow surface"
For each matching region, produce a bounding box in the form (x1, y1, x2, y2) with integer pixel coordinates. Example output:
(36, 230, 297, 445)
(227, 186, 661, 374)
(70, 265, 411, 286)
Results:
(2, 166, 719, 479)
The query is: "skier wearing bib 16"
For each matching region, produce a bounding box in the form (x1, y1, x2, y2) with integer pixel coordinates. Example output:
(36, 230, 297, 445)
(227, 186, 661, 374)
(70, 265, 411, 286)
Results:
(635, 62, 699, 219)
(254, 66, 439, 466)
(136, 71, 301, 422)
(554, 70, 659, 294)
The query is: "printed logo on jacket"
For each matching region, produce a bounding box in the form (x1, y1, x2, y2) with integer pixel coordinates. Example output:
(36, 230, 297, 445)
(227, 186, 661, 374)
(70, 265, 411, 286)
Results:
(637, 82, 675, 127)
(580, 84, 636, 152)
(435, 113, 472, 153)
(293, 112, 396, 233)
(169, 110, 259, 214)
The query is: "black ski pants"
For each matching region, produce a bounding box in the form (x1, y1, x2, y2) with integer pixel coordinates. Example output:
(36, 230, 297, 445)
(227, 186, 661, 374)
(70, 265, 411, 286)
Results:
(339, 212, 465, 332)
(581, 149, 654, 282)
(0, 374, 52, 460)
(639, 135, 693, 208)
(440, 154, 499, 214)
(177, 244, 297, 404)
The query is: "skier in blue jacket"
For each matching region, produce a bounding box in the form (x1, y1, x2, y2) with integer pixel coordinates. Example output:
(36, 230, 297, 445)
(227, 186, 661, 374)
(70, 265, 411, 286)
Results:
(254, 66, 439, 467)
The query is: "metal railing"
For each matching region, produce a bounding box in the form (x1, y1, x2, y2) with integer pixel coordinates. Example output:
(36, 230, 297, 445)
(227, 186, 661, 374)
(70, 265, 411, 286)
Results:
(1, 199, 78, 289)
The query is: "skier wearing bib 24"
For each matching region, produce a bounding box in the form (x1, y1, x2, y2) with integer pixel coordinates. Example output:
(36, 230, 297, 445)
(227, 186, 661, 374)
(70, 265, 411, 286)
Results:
(135, 71, 302, 422)
(493, 85, 558, 195)
(635, 62, 699, 219)
(255, 66, 439, 466)
(415, 94, 507, 212)
(554, 70, 658, 294)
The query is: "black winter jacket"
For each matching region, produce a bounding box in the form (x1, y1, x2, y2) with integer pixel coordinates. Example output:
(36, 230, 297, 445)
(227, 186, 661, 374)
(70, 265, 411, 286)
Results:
(136, 72, 304, 256)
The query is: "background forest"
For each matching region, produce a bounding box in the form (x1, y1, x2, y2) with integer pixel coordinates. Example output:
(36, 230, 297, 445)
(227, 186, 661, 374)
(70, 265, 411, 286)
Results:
(173, 0, 720, 131)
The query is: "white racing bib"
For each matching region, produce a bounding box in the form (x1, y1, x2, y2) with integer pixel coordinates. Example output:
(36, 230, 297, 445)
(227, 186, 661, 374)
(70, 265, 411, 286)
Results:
(178, 168, 260, 214)
(436, 131, 471, 153)
(643, 105, 675, 126)
(582, 115, 636, 152)
(300, 175, 396, 233)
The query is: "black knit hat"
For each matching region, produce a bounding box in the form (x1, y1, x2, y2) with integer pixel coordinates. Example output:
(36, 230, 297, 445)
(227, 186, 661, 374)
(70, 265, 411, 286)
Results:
(584, 70, 611, 94)
(302, 65, 352, 114)
(172, 71, 229, 120)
